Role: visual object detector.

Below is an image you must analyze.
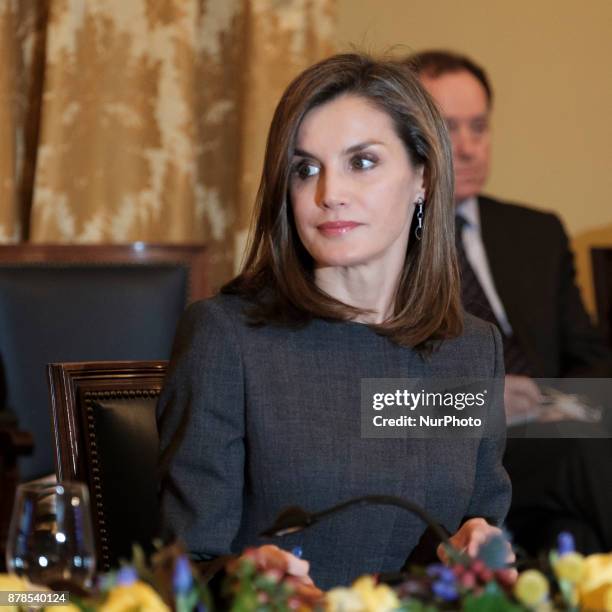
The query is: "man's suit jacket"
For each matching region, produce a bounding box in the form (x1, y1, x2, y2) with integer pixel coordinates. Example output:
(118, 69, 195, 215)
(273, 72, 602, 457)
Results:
(478, 195, 611, 378)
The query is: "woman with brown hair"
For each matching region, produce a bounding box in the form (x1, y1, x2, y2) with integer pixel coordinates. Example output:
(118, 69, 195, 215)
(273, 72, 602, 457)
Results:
(157, 53, 512, 589)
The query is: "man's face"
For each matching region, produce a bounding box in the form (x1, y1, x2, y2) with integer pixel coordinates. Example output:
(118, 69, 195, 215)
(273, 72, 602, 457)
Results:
(420, 70, 491, 203)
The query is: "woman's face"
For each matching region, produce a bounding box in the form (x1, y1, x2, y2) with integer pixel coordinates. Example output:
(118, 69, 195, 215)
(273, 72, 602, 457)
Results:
(289, 93, 424, 272)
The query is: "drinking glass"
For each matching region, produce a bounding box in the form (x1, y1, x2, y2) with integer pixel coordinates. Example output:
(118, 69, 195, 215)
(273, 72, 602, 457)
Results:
(5, 481, 96, 590)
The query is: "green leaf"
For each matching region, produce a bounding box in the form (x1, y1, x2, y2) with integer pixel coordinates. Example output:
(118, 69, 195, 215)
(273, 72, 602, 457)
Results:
(463, 591, 525, 612)
(395, 600, 436, 611)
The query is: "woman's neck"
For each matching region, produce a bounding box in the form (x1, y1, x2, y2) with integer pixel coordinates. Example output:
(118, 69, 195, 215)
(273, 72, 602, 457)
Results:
(314, 263, 402, 324)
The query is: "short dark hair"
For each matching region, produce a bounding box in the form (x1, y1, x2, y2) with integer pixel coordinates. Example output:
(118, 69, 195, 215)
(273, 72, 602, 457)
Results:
(224, 52, 462, 349)
(405, 50, 493, 107)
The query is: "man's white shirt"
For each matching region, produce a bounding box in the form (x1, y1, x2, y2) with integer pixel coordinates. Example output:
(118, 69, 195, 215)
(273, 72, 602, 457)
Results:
(456, 197, 513, 336)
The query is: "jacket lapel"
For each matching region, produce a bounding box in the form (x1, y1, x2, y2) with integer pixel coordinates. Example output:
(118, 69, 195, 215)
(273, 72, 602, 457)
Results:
(477, 196, 545, 375)
(478, 196, 519, 314)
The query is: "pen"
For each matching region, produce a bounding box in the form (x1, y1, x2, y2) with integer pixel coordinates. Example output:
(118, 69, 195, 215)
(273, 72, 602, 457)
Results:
(291, 546, 303, 558)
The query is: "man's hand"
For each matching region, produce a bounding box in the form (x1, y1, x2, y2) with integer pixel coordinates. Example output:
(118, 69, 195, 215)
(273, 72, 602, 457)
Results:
(437, 518, 517, 581)
(504, 375, 542, 423)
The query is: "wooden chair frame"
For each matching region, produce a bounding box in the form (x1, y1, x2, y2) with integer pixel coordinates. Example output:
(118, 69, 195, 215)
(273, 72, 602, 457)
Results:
(47, 360, 167, 569)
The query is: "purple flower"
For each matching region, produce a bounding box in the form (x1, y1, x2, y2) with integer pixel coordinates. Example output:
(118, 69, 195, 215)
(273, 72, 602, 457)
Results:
(427, 564, 455, 583)
(116, 566, 138, 586)
(173, 555, 194, 594)
(432, 580, 459, 601)
(557, 532, 575, 556)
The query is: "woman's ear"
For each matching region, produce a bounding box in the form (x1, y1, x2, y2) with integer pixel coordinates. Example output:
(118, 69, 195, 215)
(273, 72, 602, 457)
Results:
(417, 164, 427, 200)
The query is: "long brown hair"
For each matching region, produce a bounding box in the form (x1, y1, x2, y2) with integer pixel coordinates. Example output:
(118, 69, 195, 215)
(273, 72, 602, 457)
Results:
(224, 53, 462, 349)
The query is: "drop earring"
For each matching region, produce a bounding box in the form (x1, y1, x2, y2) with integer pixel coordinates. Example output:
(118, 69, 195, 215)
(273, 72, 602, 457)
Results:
(414, 196, 425, 240)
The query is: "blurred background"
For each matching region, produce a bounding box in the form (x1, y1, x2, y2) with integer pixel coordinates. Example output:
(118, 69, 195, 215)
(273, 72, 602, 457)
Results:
(1, 0, 611, 310)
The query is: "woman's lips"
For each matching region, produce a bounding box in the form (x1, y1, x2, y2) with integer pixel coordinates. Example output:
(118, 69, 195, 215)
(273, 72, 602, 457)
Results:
(316, 221, 362, 236)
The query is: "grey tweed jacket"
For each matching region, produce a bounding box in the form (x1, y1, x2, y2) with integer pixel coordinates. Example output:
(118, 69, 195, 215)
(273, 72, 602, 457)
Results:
(157, 293, 510, 589)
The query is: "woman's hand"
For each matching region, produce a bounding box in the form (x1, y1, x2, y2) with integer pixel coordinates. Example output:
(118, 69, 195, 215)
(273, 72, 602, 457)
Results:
(239, 544, 323, 594)
(241, 544, 313, 583)
(437, 518, 517, 581)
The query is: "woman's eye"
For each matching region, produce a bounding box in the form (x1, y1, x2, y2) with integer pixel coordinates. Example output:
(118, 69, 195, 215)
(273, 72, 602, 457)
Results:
(351, 156, 376, 170)
(445, 119, 458, 134)
(293, 161, 319, 180)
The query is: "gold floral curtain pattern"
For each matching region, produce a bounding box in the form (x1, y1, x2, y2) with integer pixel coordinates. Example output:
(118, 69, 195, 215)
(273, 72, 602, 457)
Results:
(0, 0, 335, 288)
(0, 1, 47, 243)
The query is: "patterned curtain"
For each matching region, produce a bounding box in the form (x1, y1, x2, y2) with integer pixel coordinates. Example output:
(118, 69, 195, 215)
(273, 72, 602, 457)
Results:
(0, 0, 335, 288)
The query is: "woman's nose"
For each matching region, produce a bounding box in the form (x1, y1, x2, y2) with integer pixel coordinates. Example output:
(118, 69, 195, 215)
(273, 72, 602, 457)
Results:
(316, 169, 349, 209)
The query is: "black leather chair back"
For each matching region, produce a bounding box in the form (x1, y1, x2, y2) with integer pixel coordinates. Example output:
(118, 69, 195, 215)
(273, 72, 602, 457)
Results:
(47, 360, 166, 571)
(0, 263, 186, 479)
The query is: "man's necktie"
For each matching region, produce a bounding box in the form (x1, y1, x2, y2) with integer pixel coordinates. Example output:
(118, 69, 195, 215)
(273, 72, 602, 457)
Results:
(455, 215, 533, 376)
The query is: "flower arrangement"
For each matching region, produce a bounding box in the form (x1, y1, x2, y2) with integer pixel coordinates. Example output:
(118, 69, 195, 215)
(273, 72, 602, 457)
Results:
(514, 532, 612, 611)
(91, 543, 212, 612)
(222, 545, 323, 611)
(0, 543, 209, 612)
(221, 533, 612, 612)
(1, 533, 611, 611)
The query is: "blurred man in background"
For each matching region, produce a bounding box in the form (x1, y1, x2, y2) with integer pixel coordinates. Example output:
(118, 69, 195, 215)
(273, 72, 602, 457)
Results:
(409, 50, 612, 554)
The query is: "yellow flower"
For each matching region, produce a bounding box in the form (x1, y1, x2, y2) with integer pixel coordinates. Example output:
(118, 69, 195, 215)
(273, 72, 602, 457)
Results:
(99, 581, 170, 612)
(0, 574, 29, 612)
(0, 573, 29, 591)
(514, 569, 549, 607)
(325, 576, 400, 612)
(352, 576, 400, 612)
(578, 553, 612, 612)
(553, 551, 585, 583)
(326, 587, 364, 612)
(0, 574, 80, 612)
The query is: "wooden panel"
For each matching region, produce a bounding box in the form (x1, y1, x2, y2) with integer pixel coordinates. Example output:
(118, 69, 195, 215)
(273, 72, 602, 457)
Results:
(0, 244, 209, 302)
